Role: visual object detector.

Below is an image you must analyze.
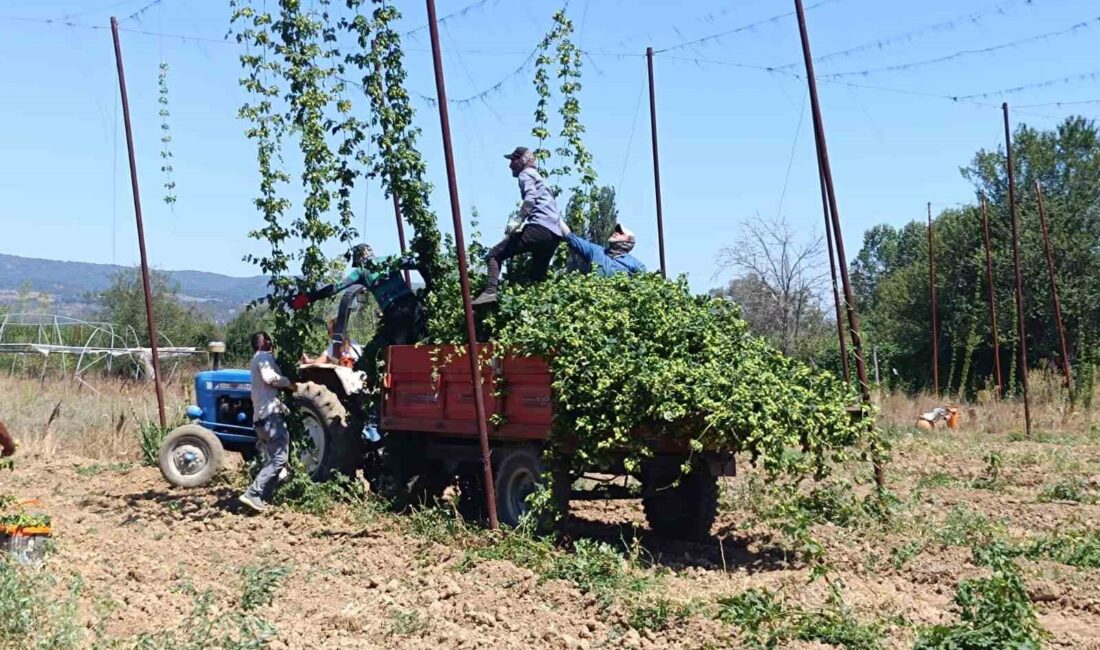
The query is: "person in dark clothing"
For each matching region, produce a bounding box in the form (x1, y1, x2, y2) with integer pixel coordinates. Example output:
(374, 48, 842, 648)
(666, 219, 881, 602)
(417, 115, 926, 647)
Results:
(289, 244, 428, 368)
(472, 147, 566, 305)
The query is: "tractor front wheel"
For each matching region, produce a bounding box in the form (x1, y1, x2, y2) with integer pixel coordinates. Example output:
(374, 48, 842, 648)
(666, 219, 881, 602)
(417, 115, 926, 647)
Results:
(158, 424, 224, 488)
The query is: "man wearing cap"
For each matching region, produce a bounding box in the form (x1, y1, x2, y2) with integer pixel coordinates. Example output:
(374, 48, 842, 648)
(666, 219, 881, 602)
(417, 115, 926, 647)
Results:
(472, 146, 565, 305)
(560, 222, 647, 277)
(289, 243, 429, 366)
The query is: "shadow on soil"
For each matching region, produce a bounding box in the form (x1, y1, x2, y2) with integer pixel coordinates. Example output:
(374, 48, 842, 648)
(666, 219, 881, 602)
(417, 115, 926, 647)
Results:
(560, 512, 794, 575)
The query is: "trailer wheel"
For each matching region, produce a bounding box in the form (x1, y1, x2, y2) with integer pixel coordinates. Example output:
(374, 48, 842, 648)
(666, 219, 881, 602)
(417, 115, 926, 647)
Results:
(642, 459, 718, 541)
(293, 382, 361, 481)
(380, 435, 448, 510)
(158, 424, 224, 488)
(494, 446, 543, 527)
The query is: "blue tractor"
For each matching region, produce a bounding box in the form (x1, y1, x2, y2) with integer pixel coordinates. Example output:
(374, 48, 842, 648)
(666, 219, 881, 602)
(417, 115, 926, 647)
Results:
(156, 288, 370, 488)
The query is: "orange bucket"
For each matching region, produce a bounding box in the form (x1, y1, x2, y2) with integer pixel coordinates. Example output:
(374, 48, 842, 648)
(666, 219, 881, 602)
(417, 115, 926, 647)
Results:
(946, 406, 960, 429)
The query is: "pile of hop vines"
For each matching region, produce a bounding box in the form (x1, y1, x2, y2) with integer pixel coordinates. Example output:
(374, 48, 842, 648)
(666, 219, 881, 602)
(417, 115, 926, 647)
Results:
(471, 273, 873, 480)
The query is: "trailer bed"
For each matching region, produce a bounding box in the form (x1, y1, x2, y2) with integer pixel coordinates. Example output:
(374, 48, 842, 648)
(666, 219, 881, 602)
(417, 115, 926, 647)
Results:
(382, 343, 553, 441)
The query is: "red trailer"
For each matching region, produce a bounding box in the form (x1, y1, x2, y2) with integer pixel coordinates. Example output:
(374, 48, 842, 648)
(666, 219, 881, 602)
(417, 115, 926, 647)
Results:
(380, 344, 735, 539)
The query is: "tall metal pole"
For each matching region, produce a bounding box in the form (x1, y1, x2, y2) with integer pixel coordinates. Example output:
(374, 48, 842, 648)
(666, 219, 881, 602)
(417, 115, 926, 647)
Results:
(979, 195, 1004, 397)
(391, 193, 412, 287)
(793, 0, 879, 489)
(1035, 181, 1073, 397)
(1003, 103, 1032, 438)
(646, 47, 667, 277)
(927, 202, 940, 395)
(111, 16, 166, 429)
(818, 167, 849, 383)
(425, 0, 498, 529)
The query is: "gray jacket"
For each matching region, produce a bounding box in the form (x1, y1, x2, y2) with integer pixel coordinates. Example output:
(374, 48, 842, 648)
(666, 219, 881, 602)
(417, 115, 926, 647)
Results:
(517, 167, 563, 236)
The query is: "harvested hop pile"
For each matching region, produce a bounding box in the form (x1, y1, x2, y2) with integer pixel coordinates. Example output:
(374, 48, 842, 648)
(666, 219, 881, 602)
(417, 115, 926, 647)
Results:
(477, 273, 872, 477)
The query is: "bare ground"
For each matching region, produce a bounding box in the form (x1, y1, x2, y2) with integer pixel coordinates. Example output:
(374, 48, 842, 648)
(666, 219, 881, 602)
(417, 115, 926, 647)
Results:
(2, 378, 1099, 648)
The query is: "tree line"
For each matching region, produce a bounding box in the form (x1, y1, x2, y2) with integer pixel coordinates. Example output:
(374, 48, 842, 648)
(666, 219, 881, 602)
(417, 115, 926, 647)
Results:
(714, 115, 1100, 400)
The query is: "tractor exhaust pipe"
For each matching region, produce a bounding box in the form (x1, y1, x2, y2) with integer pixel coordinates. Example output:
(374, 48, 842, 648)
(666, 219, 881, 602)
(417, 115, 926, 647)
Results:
(208, 341, 226, 371)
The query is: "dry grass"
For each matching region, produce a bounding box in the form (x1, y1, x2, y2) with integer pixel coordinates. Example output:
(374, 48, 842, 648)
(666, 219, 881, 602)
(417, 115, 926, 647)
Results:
(0, 373, 192, 460)
(875, 368, 1097, 437)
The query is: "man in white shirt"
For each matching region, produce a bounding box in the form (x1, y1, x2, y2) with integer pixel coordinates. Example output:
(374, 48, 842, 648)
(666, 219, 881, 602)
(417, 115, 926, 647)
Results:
(239, 331, 297, 513)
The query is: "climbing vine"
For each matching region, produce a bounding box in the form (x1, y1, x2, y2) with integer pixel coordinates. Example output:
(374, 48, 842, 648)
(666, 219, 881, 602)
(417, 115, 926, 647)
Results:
(157, 61, 176, 206)
(530, 8, 599, 249)
(231, 0, 346, 368)
(346, 0, 443, 285)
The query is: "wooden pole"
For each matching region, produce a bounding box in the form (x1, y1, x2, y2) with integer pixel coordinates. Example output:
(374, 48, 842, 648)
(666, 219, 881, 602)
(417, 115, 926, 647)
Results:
(111, 16, 166, 429)
(794, 0, 880, 489)
(646, 47, 667, 277)
(1003, 103, 1032, 438)
(927, 202, 940, 395)
(426, 0, 498, 528)
(820, 167, 850, 383)
(1035, 181, 1073, 398)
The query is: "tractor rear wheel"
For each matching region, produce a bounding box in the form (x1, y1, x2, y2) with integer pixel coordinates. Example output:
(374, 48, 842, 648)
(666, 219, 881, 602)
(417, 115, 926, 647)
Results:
(293, 382, 362, 481)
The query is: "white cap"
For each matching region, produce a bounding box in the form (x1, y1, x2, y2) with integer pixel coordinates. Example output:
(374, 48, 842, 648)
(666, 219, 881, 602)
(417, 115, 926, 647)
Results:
(614, 223, 636, 242)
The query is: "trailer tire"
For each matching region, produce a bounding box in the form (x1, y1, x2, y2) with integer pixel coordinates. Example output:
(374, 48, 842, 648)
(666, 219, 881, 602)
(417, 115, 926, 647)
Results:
(293, 382, 361, 481)
(642, 459, 718, 541)
(492, 446, 567, 529)
(158, 425, 224, 488)
(380, 435, 447, 510)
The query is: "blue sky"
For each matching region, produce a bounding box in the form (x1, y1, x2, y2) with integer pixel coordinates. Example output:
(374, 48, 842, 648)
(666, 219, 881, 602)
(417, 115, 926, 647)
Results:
(1, 0, 1098, 292)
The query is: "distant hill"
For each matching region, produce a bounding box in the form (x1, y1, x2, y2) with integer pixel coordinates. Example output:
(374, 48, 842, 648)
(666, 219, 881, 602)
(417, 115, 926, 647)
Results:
(0, 253, 269, 323)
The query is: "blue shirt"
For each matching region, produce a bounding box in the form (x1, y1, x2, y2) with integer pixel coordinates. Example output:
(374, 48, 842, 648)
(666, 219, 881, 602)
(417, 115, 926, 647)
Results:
(517, 168, 563, 236)
(565, 234, 647, 277)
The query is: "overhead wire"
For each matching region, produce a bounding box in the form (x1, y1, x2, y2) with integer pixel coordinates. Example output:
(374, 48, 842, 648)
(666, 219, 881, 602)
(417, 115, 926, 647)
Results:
(653, 53, 1064, 118)
(772, 0, 1036, 70)
(0, 9, 1082, 118)
(123, 0, 168, 23)
(652, 0, 840, 53)
(616, 77, 647, 195)
(776, 95, 808, 220)
(402, 0, 496, 37)
(1016, 99, 1100, 108)
(955, 69, 1100, 102)
(821, 15, 1100, 79)
(62, 0, 145, 20)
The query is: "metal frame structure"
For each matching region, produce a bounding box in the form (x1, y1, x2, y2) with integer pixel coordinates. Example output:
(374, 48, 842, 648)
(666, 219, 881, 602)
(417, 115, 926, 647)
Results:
(0, 312, 198, 392)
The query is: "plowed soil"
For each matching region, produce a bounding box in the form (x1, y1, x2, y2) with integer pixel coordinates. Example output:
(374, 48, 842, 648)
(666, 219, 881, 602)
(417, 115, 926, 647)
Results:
(2, 422, 1099, 648)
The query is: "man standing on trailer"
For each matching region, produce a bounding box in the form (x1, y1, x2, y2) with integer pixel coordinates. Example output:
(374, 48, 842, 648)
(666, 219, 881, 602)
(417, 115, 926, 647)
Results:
(239, 331, 297, 513)
(472, 146, 566, 305)
(560, 222, 647, 277)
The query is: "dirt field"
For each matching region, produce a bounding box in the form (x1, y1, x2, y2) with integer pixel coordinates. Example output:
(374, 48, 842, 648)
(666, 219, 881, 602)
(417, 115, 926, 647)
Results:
(1, 377, 1099, 648)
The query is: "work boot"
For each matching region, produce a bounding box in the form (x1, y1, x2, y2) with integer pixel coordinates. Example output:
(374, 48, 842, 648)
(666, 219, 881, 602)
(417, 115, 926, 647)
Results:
(238, 493, 268, 513)
(471, 290, 498, 306)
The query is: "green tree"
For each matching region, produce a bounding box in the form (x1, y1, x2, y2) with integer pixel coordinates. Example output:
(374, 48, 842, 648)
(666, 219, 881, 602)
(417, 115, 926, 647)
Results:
(91, 268, 220, 349)
(854, 116, 1100, 395)
(574, 185, 619, 244)
(224, 305, 274, 363)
